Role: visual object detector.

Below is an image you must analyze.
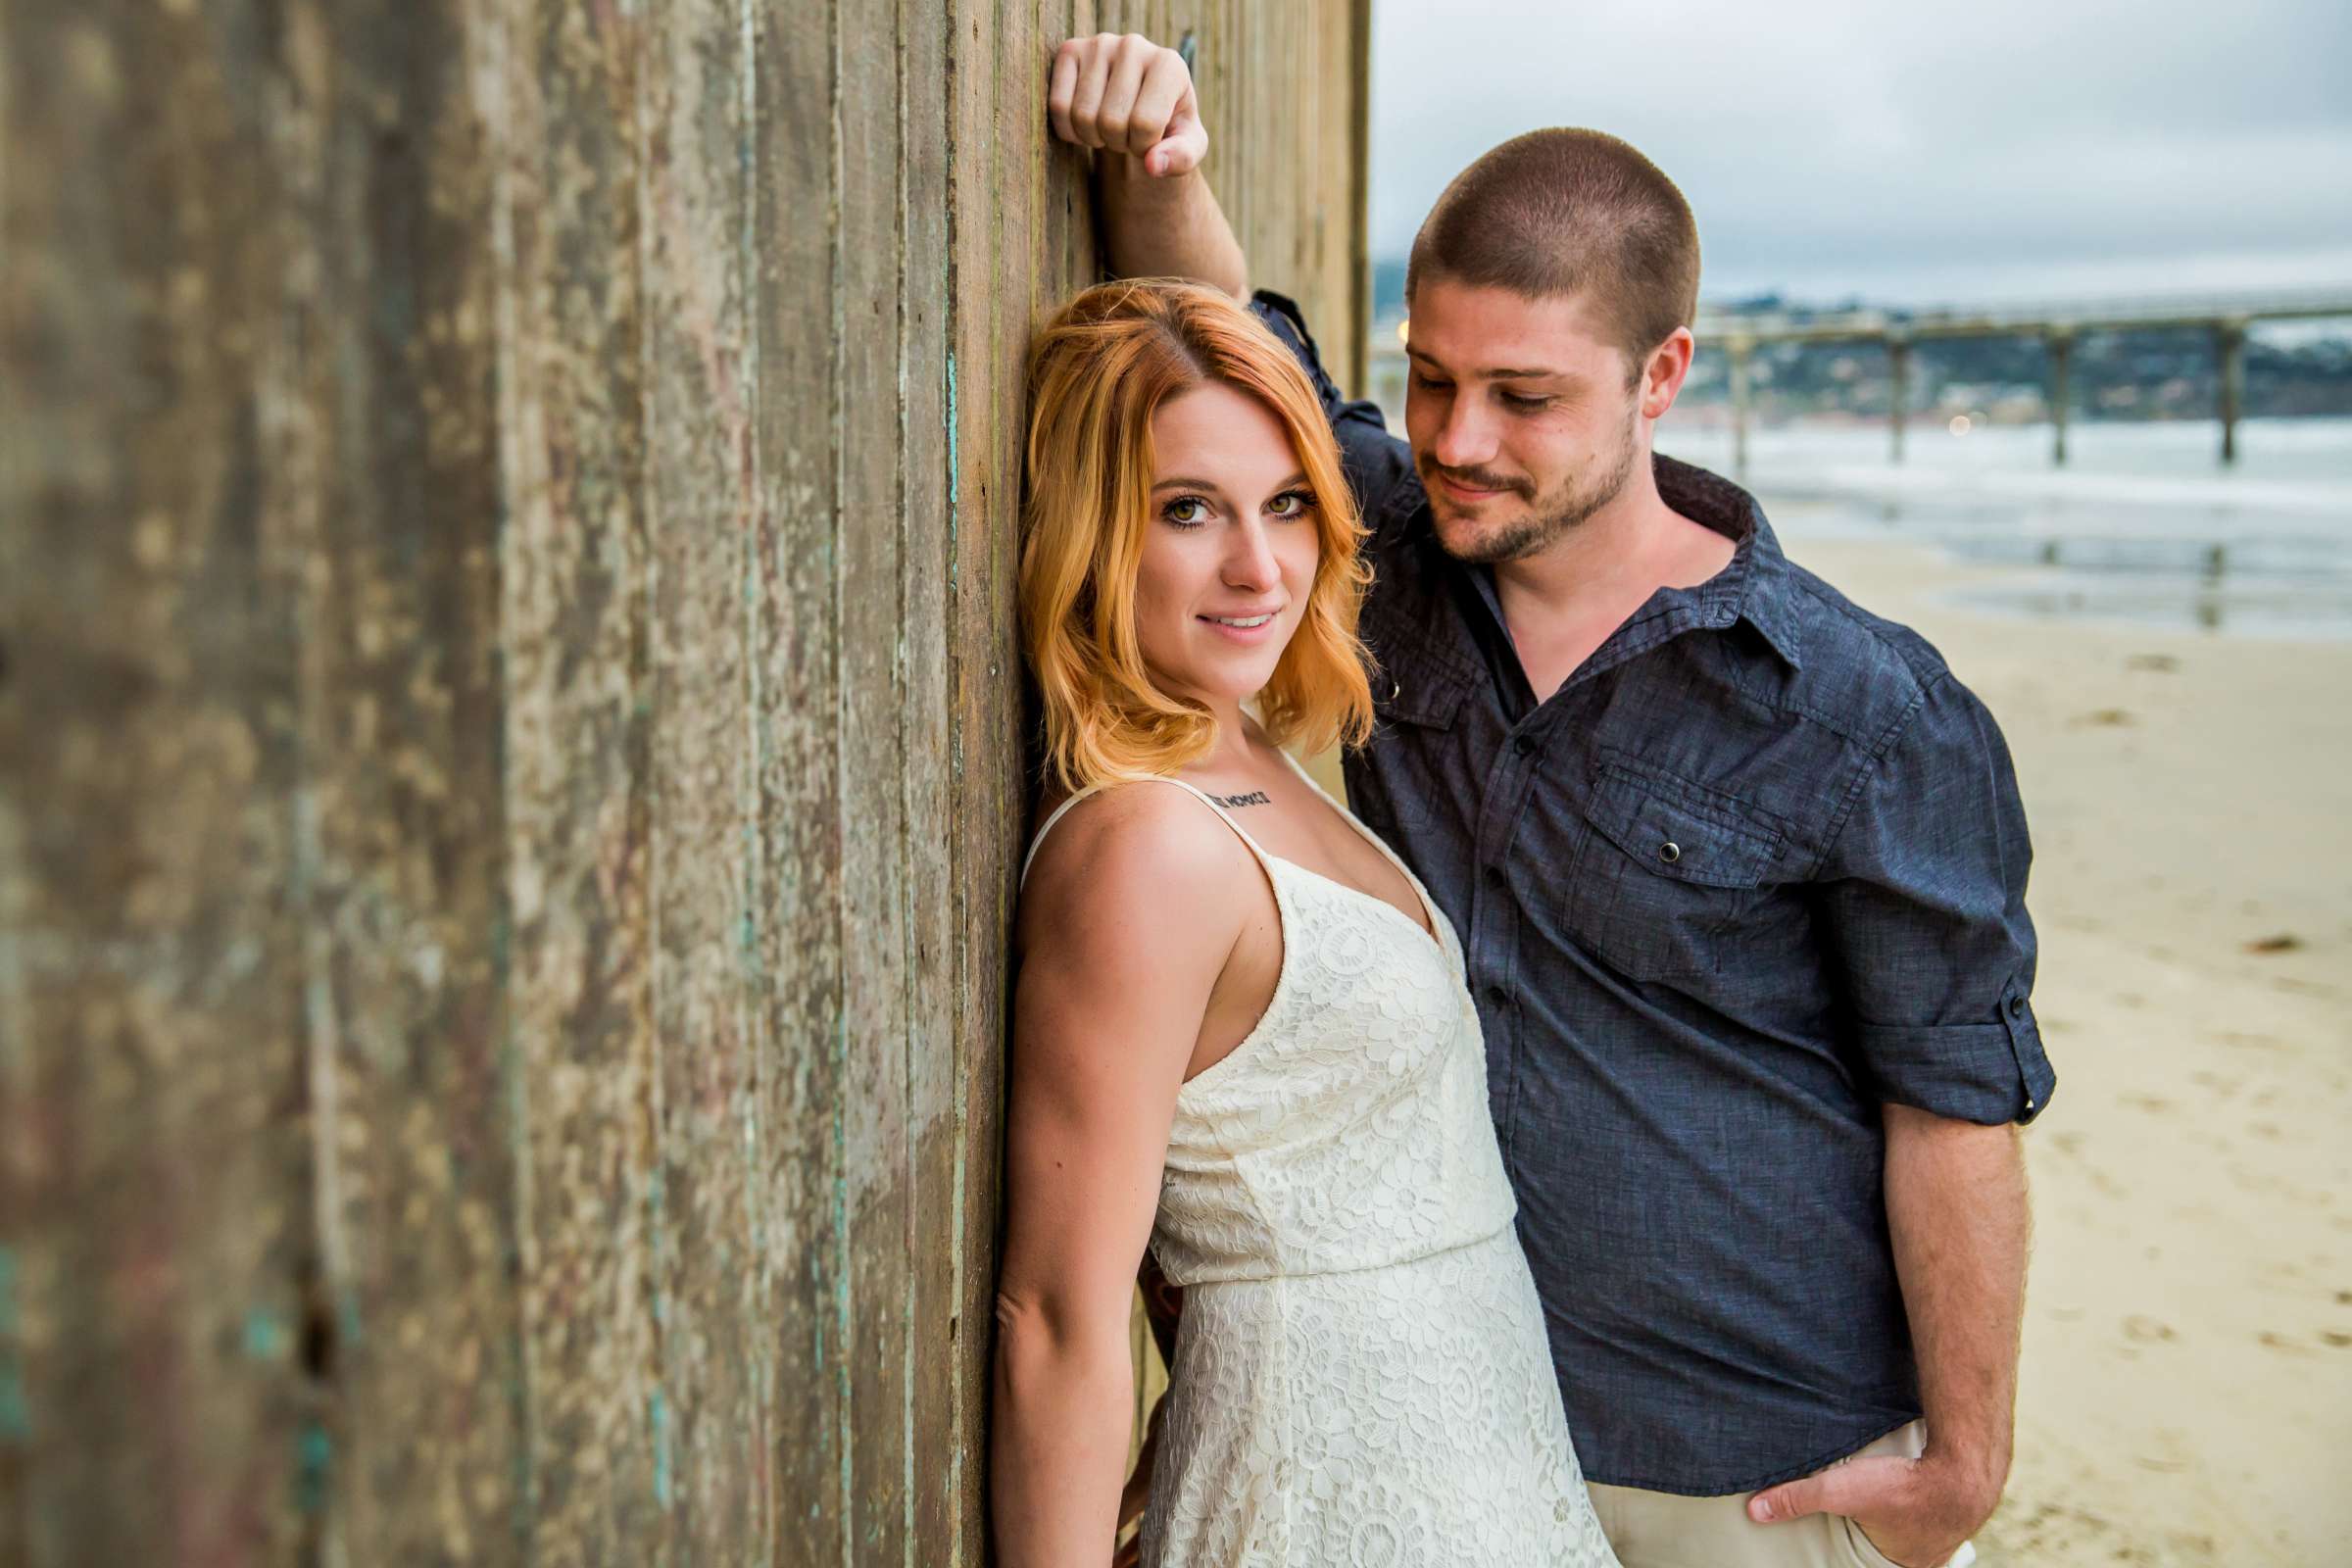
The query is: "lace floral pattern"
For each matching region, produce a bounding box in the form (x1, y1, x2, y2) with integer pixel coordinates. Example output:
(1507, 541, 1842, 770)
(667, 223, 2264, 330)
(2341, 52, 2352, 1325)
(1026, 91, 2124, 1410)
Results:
(1115, 773, 1621, 1568)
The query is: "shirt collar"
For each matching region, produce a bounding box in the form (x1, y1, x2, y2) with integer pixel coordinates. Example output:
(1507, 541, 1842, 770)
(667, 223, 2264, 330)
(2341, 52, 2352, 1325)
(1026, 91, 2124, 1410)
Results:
(1653, 454, 1806, 670)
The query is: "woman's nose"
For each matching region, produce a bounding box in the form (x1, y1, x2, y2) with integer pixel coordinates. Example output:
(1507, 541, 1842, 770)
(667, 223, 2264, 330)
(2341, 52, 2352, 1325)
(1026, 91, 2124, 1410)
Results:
(1223, 520, 1281, 589)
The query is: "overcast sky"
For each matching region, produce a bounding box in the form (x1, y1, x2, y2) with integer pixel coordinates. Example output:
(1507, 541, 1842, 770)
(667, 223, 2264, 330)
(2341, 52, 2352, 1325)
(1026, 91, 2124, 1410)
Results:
(1370, 0, 2352, 307)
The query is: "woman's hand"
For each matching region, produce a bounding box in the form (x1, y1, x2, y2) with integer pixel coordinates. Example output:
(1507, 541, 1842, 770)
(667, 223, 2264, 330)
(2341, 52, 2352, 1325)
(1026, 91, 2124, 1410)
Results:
(1048, 33, 1207, 178)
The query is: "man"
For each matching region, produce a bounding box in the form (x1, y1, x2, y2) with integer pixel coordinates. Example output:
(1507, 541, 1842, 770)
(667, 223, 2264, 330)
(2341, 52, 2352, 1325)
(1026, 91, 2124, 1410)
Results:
(1049, 33, 2054, 1568)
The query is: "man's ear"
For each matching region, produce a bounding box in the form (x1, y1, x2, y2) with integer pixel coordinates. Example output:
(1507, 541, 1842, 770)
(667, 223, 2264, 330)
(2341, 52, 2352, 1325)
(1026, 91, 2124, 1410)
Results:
(1642, 326, 1697, 420)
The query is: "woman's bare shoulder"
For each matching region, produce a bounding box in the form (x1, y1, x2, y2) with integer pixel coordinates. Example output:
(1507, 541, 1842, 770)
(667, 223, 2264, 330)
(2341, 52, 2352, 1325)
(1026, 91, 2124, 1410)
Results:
(1017, 780, 1251, 957)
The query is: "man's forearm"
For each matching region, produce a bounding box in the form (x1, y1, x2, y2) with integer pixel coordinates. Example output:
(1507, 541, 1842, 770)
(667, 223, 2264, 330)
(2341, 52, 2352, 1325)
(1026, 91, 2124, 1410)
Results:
(1097, 153, 1248, 297)
(1882, 1102, 2030, 1509)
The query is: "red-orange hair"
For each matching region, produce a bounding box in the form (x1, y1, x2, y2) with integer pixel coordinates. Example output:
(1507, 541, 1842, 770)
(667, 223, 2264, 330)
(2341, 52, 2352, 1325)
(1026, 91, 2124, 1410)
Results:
(1020, 279, 1374, 794)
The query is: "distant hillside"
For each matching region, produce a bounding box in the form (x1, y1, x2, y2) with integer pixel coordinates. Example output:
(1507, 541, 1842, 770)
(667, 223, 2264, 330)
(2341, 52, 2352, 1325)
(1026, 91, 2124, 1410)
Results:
(1366, 263, 2352, 421)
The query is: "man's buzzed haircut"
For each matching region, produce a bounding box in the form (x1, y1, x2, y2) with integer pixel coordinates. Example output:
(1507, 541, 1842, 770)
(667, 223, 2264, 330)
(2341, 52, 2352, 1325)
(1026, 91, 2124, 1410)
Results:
(1406, 128, 1700, 376)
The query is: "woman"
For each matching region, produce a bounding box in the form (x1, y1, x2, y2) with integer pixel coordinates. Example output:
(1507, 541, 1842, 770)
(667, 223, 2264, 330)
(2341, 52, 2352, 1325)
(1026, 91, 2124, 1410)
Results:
(991, 279, 1618, 1568)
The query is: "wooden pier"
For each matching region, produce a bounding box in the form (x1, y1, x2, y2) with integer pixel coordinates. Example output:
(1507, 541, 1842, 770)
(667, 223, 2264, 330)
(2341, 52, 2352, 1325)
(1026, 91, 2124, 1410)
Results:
(1694, 286, 2352, 471)
(1368, 285, 2352, 473)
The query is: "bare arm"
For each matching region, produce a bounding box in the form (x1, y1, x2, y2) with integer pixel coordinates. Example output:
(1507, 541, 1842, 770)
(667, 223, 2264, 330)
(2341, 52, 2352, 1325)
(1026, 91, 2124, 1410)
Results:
(1883, 1103, 2028, 1523)
(992, 791, 1245, 1568)
(1048, 33, 1248, 296)
(1750, 1104, 2029, 1565)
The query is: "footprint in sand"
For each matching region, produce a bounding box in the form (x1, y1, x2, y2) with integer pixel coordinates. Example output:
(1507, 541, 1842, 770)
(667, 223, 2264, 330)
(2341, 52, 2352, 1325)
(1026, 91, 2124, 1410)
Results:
(2122, 1314, 2177, 1344)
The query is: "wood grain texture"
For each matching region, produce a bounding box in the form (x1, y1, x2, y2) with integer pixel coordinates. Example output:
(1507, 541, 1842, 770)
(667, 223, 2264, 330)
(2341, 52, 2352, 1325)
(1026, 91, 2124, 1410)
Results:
(642, 0, 760, 1557)
(839, 0, 914, 1559)
(1, 5, 312, 1562)
(899, 0, 959, 1552)
(750, 0, 848, 1559)
(0, 2, 1365, 1561)
(289, 1, 526, 1559)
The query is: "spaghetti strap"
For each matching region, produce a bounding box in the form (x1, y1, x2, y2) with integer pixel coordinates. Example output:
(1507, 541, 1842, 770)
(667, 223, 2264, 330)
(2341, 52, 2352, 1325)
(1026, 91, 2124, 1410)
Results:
(1019, 773, 1273, 889)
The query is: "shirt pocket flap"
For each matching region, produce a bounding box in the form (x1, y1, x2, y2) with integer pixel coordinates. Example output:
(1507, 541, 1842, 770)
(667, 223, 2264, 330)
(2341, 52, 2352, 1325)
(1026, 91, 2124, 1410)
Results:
(1374, 650, 1470, 731)
(1584, 769, 1783, 889)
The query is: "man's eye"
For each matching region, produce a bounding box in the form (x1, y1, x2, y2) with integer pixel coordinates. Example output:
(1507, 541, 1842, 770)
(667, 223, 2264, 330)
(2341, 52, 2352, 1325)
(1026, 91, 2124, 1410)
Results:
(1411, 374, 1452, 393)
(1501, 392, 1553, 412)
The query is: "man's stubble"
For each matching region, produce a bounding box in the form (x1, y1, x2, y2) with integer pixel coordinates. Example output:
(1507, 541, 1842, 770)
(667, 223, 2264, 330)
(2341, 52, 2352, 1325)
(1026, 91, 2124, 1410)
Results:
(1421, 400, 1642, 567)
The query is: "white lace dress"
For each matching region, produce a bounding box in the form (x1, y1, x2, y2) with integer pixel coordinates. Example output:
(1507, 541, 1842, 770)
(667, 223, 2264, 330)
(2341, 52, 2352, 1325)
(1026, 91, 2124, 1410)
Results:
(1021, 760, 1619, 1568)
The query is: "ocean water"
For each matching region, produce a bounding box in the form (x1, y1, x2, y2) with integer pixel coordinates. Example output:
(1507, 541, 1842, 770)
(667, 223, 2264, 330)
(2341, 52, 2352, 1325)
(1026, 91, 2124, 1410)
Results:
(1654, 416, 2352, 640)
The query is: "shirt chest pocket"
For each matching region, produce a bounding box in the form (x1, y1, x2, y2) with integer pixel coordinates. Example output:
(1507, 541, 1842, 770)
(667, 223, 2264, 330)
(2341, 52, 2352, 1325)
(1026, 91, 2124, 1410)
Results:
(1363, 642, 1472, 832)
(1555, 767, 1787, 982)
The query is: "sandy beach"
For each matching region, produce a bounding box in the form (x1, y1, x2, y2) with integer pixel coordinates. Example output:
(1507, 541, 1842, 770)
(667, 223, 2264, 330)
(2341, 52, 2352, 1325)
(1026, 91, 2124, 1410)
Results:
(1191, 485, 2352, 1567)
(1780, 524, 2352, 1568)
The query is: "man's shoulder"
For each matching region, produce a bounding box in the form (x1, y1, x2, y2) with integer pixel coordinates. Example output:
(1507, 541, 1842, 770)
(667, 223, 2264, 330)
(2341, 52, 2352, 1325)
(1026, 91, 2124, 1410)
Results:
(1770, 555, 1957, 756)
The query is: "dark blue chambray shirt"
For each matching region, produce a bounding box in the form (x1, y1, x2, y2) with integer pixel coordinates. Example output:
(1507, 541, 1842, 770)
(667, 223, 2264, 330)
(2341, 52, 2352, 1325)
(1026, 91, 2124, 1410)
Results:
(1250, 291, 2056, 1495)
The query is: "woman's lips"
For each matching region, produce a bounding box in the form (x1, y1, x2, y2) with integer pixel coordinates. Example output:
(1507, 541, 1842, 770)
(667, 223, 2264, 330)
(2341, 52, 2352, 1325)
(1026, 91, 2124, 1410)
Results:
(1199, 612, 1279, 643)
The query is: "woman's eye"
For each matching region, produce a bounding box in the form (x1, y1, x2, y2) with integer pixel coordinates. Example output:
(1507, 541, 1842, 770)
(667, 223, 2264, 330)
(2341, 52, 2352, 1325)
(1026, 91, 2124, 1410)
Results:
(1162, 496, 1210, 527)
(1267, 491, 1317, 517)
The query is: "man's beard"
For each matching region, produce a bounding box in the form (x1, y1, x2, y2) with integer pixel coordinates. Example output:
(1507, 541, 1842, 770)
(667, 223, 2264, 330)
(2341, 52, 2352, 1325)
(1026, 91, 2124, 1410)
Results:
(1420, 411, 1641, 565)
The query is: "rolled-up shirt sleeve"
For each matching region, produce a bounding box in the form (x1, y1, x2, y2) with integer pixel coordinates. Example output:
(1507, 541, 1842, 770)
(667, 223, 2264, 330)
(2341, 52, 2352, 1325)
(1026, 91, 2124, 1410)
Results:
(1819, 669, 2056, 1125)
(1248, 289, 1423, 543)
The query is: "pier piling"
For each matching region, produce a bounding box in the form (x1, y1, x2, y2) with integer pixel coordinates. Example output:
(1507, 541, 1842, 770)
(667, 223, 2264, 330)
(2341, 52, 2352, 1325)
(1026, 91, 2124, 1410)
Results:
(1888, 337, 1911, 464)
(2217, 319, 2246, 466)
(2046, 329, 2074, 466)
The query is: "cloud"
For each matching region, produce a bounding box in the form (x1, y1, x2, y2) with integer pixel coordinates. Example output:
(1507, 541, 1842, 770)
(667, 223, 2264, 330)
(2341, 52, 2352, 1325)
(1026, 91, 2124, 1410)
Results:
(1369, 0, 2352, 302)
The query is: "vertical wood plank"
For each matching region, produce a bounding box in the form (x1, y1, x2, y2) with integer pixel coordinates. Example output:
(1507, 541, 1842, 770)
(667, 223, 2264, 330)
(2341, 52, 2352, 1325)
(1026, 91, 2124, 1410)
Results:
(752, 0, 846, 1558)
(498, 0, 662, 1555)
(839, 0, 914, 1557)
(900, 0, 961, 1555)
(945, 1, 1033, 1557)
(1343, 0, 1373, 393)
(0, 3, 312, 1561)
(641, 0, 760, 1557)
(287, 0, 527, 1557)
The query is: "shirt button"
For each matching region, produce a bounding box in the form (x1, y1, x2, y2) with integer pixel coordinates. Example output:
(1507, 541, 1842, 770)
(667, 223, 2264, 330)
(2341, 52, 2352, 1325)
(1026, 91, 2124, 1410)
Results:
(1658, 841, 1682, 863)
(1512, 734, 1536, 758)
(2008, 995, 2026, 1017)
(1484, 983, 1509, 1007)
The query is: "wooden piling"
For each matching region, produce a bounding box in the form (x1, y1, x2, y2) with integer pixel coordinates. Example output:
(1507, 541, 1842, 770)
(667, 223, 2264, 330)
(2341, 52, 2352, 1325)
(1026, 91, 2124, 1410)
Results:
(2047, 329, 2074, 467)
(1888, 335, 1911, 464)
(1728, 336, 1754, 478)
(2217, 319, 2247, 466)
(0, 3, 1367, 1562)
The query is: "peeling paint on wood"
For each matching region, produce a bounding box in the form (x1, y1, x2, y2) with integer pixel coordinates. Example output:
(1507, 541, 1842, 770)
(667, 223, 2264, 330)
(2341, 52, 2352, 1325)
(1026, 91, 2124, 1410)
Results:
(0, 0, 1364, 1562)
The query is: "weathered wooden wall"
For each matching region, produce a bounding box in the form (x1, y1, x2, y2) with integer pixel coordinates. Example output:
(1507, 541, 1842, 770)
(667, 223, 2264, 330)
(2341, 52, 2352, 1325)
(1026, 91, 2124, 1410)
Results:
(0, 2, 1362, 1563)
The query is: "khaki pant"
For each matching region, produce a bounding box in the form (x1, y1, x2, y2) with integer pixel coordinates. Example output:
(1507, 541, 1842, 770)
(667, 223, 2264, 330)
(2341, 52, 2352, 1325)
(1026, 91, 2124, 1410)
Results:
(1587, 1421, 1980, 1568)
